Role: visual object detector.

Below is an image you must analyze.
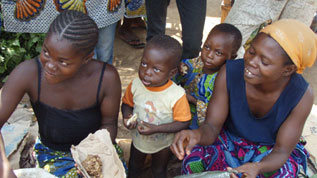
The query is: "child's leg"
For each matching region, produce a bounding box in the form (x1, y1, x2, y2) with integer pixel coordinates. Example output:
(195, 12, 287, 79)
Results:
(128, 143, 147, 178)
(151, 147, 172, 178)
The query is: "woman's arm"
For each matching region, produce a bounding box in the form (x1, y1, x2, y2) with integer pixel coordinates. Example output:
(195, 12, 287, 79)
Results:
(170, 65, 230, 160)
(234, 85, 314, 177)
(0, 134, 16, 178)
(0, 60, 35, 127)
(0, 60, 36, 178)
(99, 64, 122, 143)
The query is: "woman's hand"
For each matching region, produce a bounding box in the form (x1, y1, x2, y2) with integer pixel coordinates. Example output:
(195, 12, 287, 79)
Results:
(170, 129, 200, 160)
(123, 114, 138, 130)
(137, 121, 158, 135)
(228, 163, 261, 178)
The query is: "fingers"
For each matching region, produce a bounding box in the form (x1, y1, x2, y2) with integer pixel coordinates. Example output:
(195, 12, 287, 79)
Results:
(137, 124, 149, 135)
(123, 118, 137, 129)
(171, 131, 189, 160)
(227, 167, 239, 178)
(170, 132, 183, 160)
(75, 164, 83, 176)
(185, 137, 195, 155)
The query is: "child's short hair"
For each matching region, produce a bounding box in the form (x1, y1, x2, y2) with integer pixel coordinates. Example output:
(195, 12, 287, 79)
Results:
(210, 23, 242, 53)
(146, 35, 182, 68)
(48, 10, 98, 56)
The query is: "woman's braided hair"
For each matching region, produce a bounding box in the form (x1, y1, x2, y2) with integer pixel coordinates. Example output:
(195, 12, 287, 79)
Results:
(47, 10, 98, 55)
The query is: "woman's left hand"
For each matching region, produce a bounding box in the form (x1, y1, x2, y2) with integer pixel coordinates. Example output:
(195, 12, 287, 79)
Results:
(228, 162, 261, 178)
(137, 121, 158, 135)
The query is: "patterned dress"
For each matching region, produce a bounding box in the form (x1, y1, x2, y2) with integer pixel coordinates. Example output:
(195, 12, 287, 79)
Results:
(125, 0, 146, 18)
(173, 57, 217, 129)
(1, 0, 125, 33)
(183, 130, 308, 178)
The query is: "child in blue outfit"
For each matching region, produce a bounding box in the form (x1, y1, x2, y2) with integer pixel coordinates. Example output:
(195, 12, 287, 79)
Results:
(174, 23, 242, 129)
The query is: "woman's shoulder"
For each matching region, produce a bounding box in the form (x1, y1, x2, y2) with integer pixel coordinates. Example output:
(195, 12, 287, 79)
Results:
(10, 58, 39, 79)
(88, 60, 119, 78)
(89, 60, 121, 88)
(226, 59, 244, 77)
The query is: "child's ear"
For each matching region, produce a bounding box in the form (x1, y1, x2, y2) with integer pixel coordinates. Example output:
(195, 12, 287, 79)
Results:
(169, 67, 178, 78)
(282, 64, 297, 76)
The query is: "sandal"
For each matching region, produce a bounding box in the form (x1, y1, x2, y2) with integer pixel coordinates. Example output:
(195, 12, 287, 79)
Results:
(118, 27, 145, 49)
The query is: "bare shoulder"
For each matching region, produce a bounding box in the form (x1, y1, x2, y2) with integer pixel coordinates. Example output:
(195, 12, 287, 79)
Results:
(290, 84, 314, 121)
(214, 64, 227, 85)
(10, 58, 38, 76)
(6, 59, 38, 87)
(103, 63, 121, 82)
(88, 61, 121, 95)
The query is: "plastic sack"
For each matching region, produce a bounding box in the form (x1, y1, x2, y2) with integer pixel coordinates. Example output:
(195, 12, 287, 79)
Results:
(174, 171, 231, 178)
(14, 168, 57, 178)
(71, 129, 126, 178)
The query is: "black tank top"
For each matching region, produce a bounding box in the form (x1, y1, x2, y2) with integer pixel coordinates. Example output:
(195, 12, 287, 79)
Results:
(31, 58, 106, 151)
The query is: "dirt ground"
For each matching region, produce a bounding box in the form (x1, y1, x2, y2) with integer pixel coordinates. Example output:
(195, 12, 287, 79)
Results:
(112, 0, 317, 177)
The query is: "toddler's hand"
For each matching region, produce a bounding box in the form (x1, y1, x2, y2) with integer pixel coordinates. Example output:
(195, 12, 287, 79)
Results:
(123, 114, 138, 129)
(179, 62, 189, 76)
(186, 92, 197, 105)
(137, 121, 157, 135)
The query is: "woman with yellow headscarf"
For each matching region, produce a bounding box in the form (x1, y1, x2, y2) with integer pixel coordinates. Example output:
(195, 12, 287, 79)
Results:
(170, 19, 317, 177)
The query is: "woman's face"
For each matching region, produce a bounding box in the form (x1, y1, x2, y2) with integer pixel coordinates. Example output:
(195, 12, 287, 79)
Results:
(40, 33, 89, 84)
(244, 33, 292, 85)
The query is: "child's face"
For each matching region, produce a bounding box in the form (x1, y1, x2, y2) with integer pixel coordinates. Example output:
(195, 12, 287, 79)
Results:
(201, 30, 236, 73)
(138, 46, 175, 87)
(40, 33, 89, 84)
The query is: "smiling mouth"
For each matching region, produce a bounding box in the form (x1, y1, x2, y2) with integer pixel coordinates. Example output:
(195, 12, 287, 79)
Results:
(44, 70, 56, 77)
(244, 68, 256, 78)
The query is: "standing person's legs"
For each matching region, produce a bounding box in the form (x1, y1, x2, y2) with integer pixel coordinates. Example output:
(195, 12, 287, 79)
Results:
(145, 0, 170, 41)
(151, 147, 172, 178)
(94, 22, 117, 64)
(128, 143, 147, 178)
(176, 0, 206, 60)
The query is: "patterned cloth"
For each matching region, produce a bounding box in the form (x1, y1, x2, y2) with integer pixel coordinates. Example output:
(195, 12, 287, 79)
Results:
(224, 0, 316, 58)
(173, 57, 217, 129)
(34, 139, 128, 178)
(182, 130, 309, 178)
(1, 0, 125, 33)
(125, 0, 146, 18)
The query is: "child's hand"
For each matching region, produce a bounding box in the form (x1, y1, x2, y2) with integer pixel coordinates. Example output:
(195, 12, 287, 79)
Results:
(179, 62, 189, 76)
(186, 92, 197, 105)
(137, 121, 158, 135)
(123, 114, 138, 129)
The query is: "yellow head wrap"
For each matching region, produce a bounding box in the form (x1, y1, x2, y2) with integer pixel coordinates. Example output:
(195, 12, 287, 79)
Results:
(260, 19, 317, 74)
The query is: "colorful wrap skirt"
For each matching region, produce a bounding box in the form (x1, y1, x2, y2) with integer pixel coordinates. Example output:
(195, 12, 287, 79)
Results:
(182, 130, 308, 178)
(34, 139, 128, 178)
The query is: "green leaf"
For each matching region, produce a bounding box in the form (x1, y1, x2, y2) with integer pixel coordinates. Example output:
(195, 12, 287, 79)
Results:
(12, 39, 20, 47)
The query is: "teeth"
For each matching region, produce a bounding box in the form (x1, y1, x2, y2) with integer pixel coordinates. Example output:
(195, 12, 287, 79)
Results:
(245, 68, 252, 75)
